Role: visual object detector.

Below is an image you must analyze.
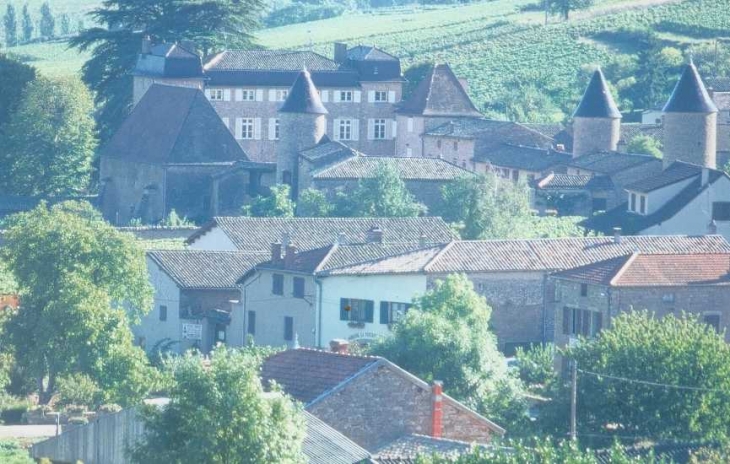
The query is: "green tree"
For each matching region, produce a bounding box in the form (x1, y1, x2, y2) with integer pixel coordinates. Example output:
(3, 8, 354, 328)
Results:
(296, 188, 333, 217)
(630, 33, 683, 110)
(21, 4, 32, 42)
(60, 13, 70, 36)
(243, 184, 295, 217)
(0, 55, 35, 130)
(70, 0, 263, 143)
(568, 311, 730, 442)
(3, 5, 18, 47)
(626, 134, 663, 158)
(337, 162, 426, 217)
(547, 0, 594, 20)
(1, 201, 155, 404)
(369, 274, 526, 429)
(131, 348, 306, 464)
(38, 2, 54, 38)
(0, 76, 97, 197)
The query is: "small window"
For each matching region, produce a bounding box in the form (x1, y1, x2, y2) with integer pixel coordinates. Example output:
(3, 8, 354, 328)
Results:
(704, 314, 721, 333)
(240, 118, 254, 140)
(282, 170, 292, 185)
(275, 89, 288, 101)
(272, 274, 284, 295)
(274, 119, 280, 140)
(215, 323, 226, 343)
(640, 195, 647, 215)
(712, 202, 730, 221)
(374, 91, 387, 102)
(437, 139, 442, 149)
(340, 298, 374, 323)
(340, 90, 353, 102)
(293, 277, 305, 299)
(380, 302, 411, 324)
(563, 307, 602, 337)
(247, 311, 256, 335)
(338, 119, 353, 140)
(241, 89, 256, 101)
(580, 283, 588, 297)
(284, 316, 294, 341)
(511, 170, 519, 182)
(407, 117, 414, 133)
(209, 89, 224, 101)
(630, 193, 637, 212)
(159, 305, 167, 321)
(373, 119, 386, 140)
(453, 141, 458, 151)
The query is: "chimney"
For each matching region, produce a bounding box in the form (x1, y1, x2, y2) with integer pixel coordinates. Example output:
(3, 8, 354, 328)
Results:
(419, 233, 427, 247)
(431, 381, 443, 438)
(282, 233, 291, 248)
(701, 167, 710, 187)
(141, 35, 152, 54)
(334, 42, 347, 64)
(337, 232, 347, 245)
(708, 220, 718, 235)
(284, 243, 297, 269)
(329, 339, 350, 354)
(367, 226, 384, 244)
(271, 242, 282, 263)
(613, 227, 622, 244)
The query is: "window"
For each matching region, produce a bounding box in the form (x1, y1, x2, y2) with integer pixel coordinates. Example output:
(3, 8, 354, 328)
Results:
(339, 90, 353, 102)
(241, 118, 254, 139)
(640, 195, 647, 215)
(437, 139, 442, 149)
(275, 89, 288, 101)
(407, 117, 414, 133)
(562, 307, 602, 337)
(453, 141, 458, 151)
(272, 274, 284, 295)
(159, 305, 167, 321)
(284, 316, 294, 341)
(704, 314, 721, 333)
(247, 311, 256, 335)
(215, 323, 226, 343)
(511, 170, 519, 182)
(209, 89, 224, 101)
(282, 170, 292, 185)
(630, 192, 637, 212)
(380, 302, 410, 324)
(554, 282, 562, 302)
(241, 89, 255, 101)
(274, 119, 280, 140)
(340, 298, 374, 323)
(712, 202, 730, 221)
(580, 283, 588, 297)
(293, 277, 305, 298)
(406, 147, 413, 157)
(338, 119, 353, 140)
(374, 91, 387, 102)
(374, 119, 386, 140)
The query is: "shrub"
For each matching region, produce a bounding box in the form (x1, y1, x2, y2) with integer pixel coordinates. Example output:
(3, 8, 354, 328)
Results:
(515, 343, 557, 388)
(0, 394, 31, 425)
(97, 403, 122, 415)
(56, 373, 101, 409)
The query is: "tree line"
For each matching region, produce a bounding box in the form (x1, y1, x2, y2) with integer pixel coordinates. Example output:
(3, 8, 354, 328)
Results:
(3, 2, 78, 47)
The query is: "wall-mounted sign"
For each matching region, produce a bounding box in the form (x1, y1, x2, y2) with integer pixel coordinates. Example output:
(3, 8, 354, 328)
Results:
(182, 323, 203, 340)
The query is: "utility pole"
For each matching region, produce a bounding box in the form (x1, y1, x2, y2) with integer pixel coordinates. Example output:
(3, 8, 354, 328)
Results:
(570, 359, 577, 441)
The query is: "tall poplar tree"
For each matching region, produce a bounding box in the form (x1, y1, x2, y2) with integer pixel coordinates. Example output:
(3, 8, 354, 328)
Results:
(3, 5, 18, 47)
(21, 4, 32, 42)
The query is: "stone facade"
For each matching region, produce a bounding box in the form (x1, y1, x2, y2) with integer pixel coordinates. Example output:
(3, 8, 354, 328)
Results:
(421, 135, 475, 169)
(277, 112, 327, 194)
(308, 363, 498, 451)
(572, 116, 620, 157)
(132, 75, 204, 106)
(663, 111, 718, 169)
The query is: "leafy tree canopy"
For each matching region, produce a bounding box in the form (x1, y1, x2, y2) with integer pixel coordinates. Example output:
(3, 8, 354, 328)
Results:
(243, 184, 296, 217)
(0, 55, 35, 130)
(296, 188, 334, 217)
(626, 134, 663, 158)
(131, 348, 306, 464)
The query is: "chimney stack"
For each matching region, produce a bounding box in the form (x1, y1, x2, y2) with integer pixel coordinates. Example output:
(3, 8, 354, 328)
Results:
(708, 219, 718, 235)
(367, 226, 384, 244)
(334, 42, 347, 64)
(431, 381, 443, 438)
(337, 232, 347, 245)
(419, 233, 427, 247)
(271, 242, 282, 263)
(613, 227, 622, 244)
(284, 243, 297, 269)
(701, 167, 710, 187)
(141, 35, 152, 54)
(329, 339, 350, 354)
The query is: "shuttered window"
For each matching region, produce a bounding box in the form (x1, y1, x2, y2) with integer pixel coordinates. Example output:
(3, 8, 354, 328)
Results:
(284, 316, 294, 341)
(272, 274, 284, 295)
(340, 298, 374, 323)
(380, 302, 410, 324)
(563, 307, 603, 338)
(293, 277, 305, 298)
(247, 311, 256, 335)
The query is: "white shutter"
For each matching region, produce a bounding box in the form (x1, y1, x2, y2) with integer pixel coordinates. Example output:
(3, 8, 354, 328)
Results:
(254, 118, 262, 140)
(367, 119, 374, 140)
(320, 90, 329, 103)
(391, 120, 398, 138)
(333, 91, 341, 103)
(268, 89, 276, 101)
(204, 89, 211, 99)
(255, 89, 264, 102)
(332, 119, 340, 140)
(223, 89, 231, 101)
(234, 89, 243, 101)
(235, 118, 243, 140)
(222, 117, 230, 130)
(407, 117, 414, 133)
(352, 119, 360, 141)
(388, 90, 396, 103)
(368, 91, 375, 103)
(354, 91, 361, 103)
(268, 118, 276, 140)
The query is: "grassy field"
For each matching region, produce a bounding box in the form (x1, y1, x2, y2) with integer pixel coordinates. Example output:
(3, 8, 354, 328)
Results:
(0, 441, 33, 464)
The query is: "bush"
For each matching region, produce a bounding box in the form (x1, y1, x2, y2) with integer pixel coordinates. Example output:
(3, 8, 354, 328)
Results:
(0, 394, 31, 425)
(97, 403, 122, 415)
(56, 373, 101, 410)
(515, 343, 557, 388)
(68, 416, 88, 426)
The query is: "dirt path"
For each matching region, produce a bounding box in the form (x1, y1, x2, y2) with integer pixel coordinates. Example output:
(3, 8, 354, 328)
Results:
(0, 425, 58, 439)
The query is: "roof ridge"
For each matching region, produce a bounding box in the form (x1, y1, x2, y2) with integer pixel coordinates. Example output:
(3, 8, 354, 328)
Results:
(313, 244, 339, 273)
(423, 241, 455, 272)
(606, 252, 638, 286)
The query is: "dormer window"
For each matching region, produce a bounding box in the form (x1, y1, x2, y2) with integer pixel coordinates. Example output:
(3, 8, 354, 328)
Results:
(629, 192, 647, 215)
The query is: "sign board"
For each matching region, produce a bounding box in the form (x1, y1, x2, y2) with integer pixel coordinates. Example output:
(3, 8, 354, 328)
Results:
(182, 323, 203, 340)
(347, 331, 380, 342)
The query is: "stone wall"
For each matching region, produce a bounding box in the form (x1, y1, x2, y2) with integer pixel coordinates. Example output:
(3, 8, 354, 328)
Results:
(100, 157, 165, 225)
(663, 111, 717, 169)
(572, 116, 620, 157)
(422, 136, 475, 170)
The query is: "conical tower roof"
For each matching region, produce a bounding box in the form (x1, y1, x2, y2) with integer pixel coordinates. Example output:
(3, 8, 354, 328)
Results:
(663, 62, 717, 113)
(279, 69, 328, 115)
(573, 69, 621, 119)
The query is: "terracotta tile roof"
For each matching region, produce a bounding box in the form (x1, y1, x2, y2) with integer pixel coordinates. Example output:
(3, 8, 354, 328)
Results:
(101, 85, 247, 164)
(573, 69, 621, 119)
(147, 250, 268, 289)
(320, 245, 444, 276)
(663, 63, 717, 114)
(187, 217, 456, 251)
(374, 434, 478, 462)
(313, 156, 472, 181)
(261, 349, 380, 404)
(568, 151, 660, 175)
(553, 253, 730, 287)
(397, 64, 481, 117)
(536, 173, 613, 191)
(303, 411, 372, 464)
(706, 77, 730, 92)
(624, 161, 701, 193)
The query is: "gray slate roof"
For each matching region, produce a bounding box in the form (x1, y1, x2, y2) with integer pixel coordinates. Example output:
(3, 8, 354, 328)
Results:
(624, 161, 701, 193)
(397, 64, 481, 117)
(536, 173, 614, 191)
(300, 139, 359, 168)
(102, 85, 248, 164)
(280, 69, 328, 114)
(313, 156, 472, 181)
(134, 43, 204, 78)
(347, 45, 398, 62)
(476, 144, 571, 172)
(187, 217, 456, 251)
(573, 69, 621, 119)
(663, 63, 717, 114)
(148, 250, 268, 289)
(568, 151, 660, 175)
(304, 412, 372, 464)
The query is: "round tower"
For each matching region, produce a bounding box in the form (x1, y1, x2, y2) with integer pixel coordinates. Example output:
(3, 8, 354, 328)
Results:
(662, 62, 718, 169)
(277, 69, 328, 199)
(571, 68, 622, 158)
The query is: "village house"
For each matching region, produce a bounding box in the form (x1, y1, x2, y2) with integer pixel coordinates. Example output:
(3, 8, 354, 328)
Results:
(99, 84, 275, 225)
(261, 344, 504, 453)
(548, 252, 730, 350)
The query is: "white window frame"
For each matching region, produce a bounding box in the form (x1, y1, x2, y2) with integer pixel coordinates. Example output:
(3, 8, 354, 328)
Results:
(209, 89, 224, 101)
(241, 118, 254, 140)
(374, 91, 387, 102)
(373, 119, 387, 140)
(339, 119, 353, 141)
(407, 117, 414, 133)
(275, 89, 289, 102)
(240, 89, 256, 101)
(340, 90, 353, 102)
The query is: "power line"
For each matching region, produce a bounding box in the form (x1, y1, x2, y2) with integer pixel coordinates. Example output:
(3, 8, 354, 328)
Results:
(578, 368, 729, 394)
